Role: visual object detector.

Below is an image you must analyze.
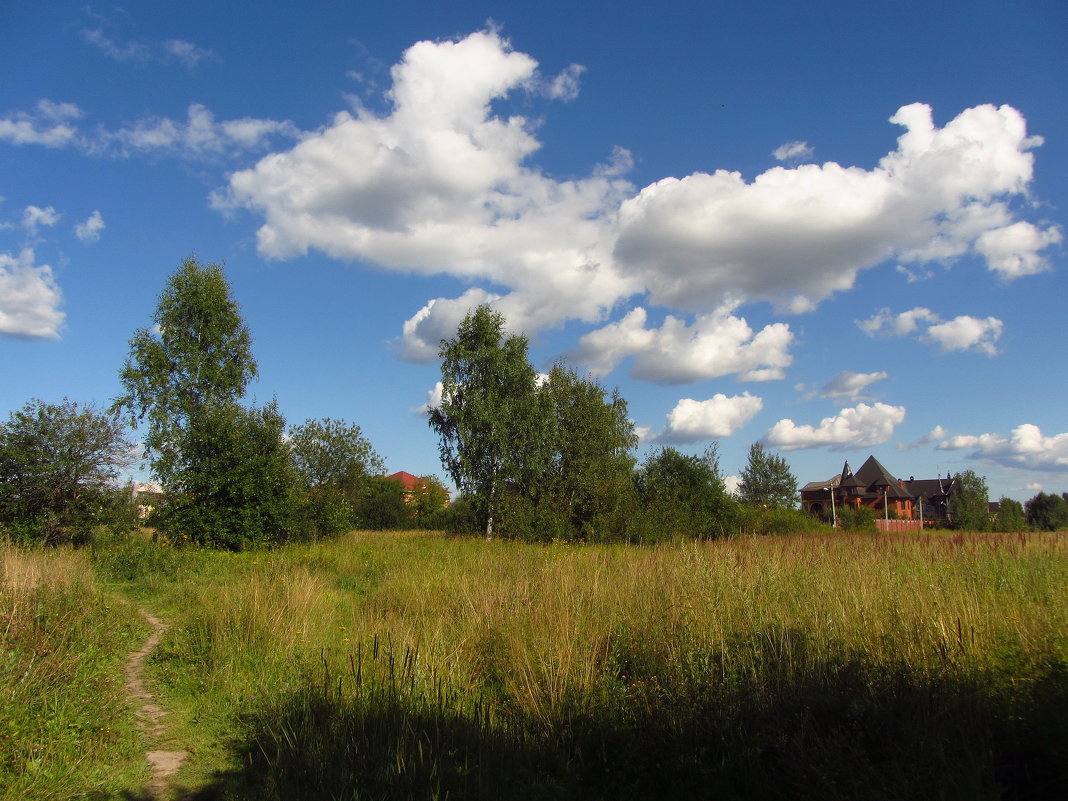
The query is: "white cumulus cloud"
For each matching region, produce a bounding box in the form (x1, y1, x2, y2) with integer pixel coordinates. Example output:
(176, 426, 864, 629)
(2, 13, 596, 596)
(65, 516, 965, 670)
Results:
(934, 424, 1068, 472)
(765, 402, 906, 451)
(220, 29, 638, 352)
(569, 304, 793, 383)
(658, 392, 764, 443)
(858, 307, 1003, 355)
(0, 99, 82, 148)
(614, 102, 1056, 313)
(0, 249, 64, 339)
(21, 205, 60, 232)
(975, 221, 1063, 279)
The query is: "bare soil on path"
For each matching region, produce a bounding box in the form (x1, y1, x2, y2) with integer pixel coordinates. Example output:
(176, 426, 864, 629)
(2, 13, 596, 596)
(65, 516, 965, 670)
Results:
(124, 608, 188, 800)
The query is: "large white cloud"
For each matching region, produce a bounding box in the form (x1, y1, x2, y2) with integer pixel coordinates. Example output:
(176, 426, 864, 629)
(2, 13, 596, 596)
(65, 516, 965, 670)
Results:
(658, 392, 764, 443)
(765, 402, 906, 451)
(0, 249, 64, 339)
(934, 424, 1068, 472)
(210, 31, 1055, 378)
(614, 103, 1059, 313)
(858, 307, 1003, 355)
(220, 29, 636, 359)
(569, 304, 793, 383)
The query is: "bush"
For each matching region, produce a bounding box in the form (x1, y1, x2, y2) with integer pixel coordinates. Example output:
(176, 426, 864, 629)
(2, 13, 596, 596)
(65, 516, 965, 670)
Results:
(355, 476, 412, 530)
(0, 399, 136, 545)
(155, 401, 308, 549)
(836, 506, 877, 532)
(736, 505, 830, 536)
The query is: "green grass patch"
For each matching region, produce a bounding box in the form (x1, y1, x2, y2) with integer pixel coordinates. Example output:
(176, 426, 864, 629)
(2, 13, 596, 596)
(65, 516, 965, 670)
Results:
(0, 545, 147, 800)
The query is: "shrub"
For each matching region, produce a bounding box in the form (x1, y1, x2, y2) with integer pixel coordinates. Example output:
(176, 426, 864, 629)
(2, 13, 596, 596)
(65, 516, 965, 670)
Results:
(836, 506, 876, 532)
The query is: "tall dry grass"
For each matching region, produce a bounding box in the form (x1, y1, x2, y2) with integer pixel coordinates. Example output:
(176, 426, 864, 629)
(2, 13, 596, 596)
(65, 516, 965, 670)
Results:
(0, 544, 146, 800)
(96, 529, 1066, 799)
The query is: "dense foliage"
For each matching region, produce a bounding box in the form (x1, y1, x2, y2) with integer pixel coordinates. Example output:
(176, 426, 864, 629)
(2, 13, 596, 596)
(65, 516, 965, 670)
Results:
(289, 418, 385, 535)
(1025, 491, 1068, 531)
(430, 306, 547, 539)
(0, 399, 135, 543)
(992, 496, 1026, 532)
(429, 307, 825, 543)
(634, 446, 734, 540)
(950, 470, 991, 531)
(736, 442, 799, 509)
(153, 401, 305, 549)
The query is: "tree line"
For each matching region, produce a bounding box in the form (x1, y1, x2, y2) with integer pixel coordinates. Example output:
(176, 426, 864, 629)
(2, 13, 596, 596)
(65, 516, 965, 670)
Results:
(428, 305, 812, 542)
(0, 258, 446, 547)
(2, 257, 1060, 548)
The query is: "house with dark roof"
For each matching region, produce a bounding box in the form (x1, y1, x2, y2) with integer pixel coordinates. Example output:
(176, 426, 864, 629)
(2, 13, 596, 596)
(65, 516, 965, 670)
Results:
(801, 455, 959, 527)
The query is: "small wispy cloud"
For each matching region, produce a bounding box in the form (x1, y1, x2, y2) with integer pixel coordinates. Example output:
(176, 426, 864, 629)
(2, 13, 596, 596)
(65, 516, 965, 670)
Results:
(75, 210, 105, 242)
(772, 140, 814, 162)
(81, 24, 215, 69)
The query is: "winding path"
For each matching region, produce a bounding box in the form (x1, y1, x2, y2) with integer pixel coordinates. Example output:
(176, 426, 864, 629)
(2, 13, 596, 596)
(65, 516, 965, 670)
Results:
(124, 608, 188, 800)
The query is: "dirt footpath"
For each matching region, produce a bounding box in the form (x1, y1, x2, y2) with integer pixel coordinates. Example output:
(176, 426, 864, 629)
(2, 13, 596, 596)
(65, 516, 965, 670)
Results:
(124, 608, 188, 800)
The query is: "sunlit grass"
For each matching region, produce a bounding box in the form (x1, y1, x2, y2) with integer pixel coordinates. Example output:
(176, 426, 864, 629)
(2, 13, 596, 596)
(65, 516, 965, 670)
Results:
(0, 544, 146, 800)
(84, 528, 1067, 799)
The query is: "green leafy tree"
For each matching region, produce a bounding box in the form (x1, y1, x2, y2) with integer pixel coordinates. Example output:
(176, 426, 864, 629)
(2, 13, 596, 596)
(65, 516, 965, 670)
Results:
(1024, 491, 1068, 531)
(113, 256, 304, 547)
(154, 401, 303, 548)
(429, 306, 547, 539)
(114, 255, 257, 484)
(0, 399, 134, 543)
(533, 364, 639, 541)
(288, 418, 385, 535)
(355, 476, 411, 530)
(993, 496, 1027, 532)
(949, 470, 991, 531)
(635, 445, 736, 540)
(736, 442, 798, 509)
(409, 475, 451, 520)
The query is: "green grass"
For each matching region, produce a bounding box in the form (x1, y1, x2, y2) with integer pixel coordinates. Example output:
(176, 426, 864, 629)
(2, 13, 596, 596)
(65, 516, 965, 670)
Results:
(0, 544, 147, 800)
(5, 529, 1066, 799)
(91, 529, 1068, 800)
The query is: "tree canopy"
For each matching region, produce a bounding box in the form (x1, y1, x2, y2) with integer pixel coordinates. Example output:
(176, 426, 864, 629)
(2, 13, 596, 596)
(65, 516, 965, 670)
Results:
(113, 256, 306, 548)
(114, 255, 257, 484)
(429, 307, 644, 542)
(736, 442, 798, 509)
(0, 398, 134, 543)
(635, 445, 734, 540)
(429, 305, 546, 539)
(1024, 491, 1068, 531)
(950, 470, 991, 531)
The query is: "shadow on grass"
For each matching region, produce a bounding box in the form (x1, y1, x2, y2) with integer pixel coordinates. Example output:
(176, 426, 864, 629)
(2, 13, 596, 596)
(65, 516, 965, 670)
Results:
(173, 650, 1066, 801)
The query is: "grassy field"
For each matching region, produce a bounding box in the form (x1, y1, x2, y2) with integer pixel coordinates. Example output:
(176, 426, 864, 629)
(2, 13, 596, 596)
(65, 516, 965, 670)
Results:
(3, 529, 1066, 799)
(0, 545, 148, 799)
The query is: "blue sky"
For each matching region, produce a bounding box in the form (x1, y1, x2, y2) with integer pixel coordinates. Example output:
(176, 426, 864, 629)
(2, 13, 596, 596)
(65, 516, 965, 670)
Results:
(2, 0, 1066, 502)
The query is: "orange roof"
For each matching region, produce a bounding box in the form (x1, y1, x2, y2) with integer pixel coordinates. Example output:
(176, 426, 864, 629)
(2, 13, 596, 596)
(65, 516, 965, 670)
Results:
(386, 471, 422, 491)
